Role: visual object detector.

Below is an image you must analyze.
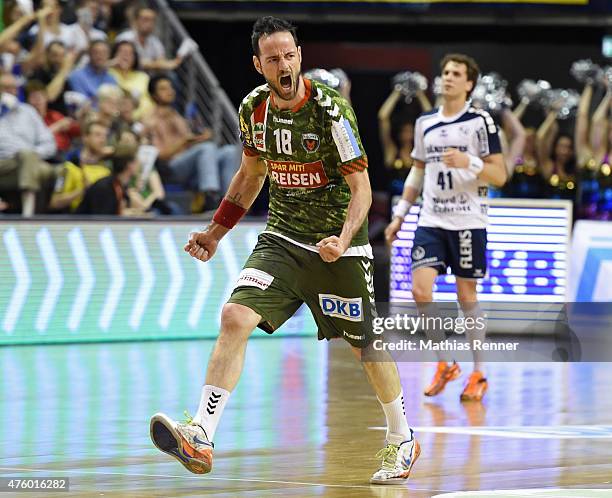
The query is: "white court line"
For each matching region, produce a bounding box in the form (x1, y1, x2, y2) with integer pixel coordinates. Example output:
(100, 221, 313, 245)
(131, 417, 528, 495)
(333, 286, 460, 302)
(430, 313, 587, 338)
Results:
(0, 466, 453, 492)
(432, 490, 612, 498)
(369, 425, 612, 439)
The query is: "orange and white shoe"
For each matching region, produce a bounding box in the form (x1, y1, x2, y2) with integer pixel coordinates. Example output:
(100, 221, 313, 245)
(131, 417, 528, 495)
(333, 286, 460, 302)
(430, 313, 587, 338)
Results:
(150, 412, 213, 474)
(370, 430, 421, 485)
(460, 371, 488, 402)
(424, 361, 461, 397)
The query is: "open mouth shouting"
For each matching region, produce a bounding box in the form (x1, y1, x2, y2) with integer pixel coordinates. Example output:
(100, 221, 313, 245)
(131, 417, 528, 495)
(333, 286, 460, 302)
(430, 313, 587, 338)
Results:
(279, 73, 293, 94)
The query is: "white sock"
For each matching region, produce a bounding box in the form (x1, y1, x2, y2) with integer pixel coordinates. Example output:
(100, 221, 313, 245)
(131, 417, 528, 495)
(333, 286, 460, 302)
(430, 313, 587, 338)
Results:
(192, 385, 230, 442)
(379, 391, 412, 446)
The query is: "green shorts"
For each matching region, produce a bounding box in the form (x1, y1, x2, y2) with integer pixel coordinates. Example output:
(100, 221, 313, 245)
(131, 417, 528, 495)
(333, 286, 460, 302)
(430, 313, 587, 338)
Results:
(227, 232, 376, 348)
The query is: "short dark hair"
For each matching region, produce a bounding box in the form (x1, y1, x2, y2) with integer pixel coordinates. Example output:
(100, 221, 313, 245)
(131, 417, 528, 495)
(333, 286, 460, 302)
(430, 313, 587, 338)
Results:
(25, 79, 46, 99)
(46, 40, 65, 53)
(90, 39, 110, 53)
(148, 74, 173, 103)
(111, 145, 138, 175)
(111, 40, 140, 71)
(84, 120, 108, 136)
(440, 53, 480, 97)
(134, 6, 156, 19)
(251, 16, 298, 56)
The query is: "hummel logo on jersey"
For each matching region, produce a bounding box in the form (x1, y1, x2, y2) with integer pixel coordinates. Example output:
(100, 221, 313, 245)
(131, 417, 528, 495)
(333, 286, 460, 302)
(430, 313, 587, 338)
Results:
(273, 115, 293, 125)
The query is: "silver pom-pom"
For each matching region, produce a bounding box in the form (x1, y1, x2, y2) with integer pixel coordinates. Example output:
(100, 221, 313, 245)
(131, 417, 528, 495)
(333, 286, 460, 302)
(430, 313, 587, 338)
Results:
(470, 72, 511, 112)
(303, 68, 341, 89)
(433, 76, 442, 97)
(570, 59, 603, 85)
(330, 68, 349, 89)
(557, 89, 580, 120)
(392, 71, 428, 103)
(539, 88, 580, 119)
(517, 79, 551, 103)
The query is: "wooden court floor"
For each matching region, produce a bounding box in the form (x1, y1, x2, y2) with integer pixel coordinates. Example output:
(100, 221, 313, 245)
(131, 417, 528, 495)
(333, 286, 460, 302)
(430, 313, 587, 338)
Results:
(1, 337, 612, 497)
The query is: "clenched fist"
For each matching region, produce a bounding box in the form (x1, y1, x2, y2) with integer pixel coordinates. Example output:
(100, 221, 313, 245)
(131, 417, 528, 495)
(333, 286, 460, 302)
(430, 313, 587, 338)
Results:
(184, 230, 219, 262)
(316, 235, 347, 263)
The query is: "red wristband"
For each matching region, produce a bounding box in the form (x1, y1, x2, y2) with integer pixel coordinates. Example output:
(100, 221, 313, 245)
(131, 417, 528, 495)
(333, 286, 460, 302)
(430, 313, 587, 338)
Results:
(212, 198, 247, 229)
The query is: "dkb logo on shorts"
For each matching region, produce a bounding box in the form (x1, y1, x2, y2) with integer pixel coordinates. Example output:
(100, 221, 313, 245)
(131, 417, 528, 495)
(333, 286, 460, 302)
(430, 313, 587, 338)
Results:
(319, 294, 363, 322)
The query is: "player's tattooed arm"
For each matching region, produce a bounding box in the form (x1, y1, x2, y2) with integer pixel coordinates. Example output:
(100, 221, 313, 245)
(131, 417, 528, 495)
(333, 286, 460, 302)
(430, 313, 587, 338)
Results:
(222, 154, 267, 210)
(226, 192, 244, 208)
(188, 153, 266, 260)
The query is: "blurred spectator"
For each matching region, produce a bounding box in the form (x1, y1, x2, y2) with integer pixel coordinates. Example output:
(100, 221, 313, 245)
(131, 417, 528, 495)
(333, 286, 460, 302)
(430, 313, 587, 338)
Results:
(498, 107, 526, 177)
(76, 145, 142, 215)
(501, 101, 544, 198)
(0, 72, 57, 216)
(575, 81, 611, 218)
(109, 40, 153, 118)
(84, 83, 134, 147)
(378, 86, 432, 196)
(1, 3, 36, 49)
(1, 5, 54, 95)
(25, 79, 80, 160)
(536, 101, 576, 200)
(144, 74, 240, 212)
(118, 89, 144, 138)
(119, 130, 178, 214)
(30, 41, 78, 114)
(50, 120, 110, 212)
(75, 0, 109, 41)
(575, 81, 610, 167)
(116, 6, 184, 72)
(522, 128, 539, 171)
(94, 0, 114, 33)
(28, 0, 106, 55)
(106, 0, 139, 34)
(68, 40, 117, 101)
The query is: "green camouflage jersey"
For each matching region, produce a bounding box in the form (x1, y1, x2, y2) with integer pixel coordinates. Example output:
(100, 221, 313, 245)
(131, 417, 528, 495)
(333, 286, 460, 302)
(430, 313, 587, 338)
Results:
(239, 78, 369, 247)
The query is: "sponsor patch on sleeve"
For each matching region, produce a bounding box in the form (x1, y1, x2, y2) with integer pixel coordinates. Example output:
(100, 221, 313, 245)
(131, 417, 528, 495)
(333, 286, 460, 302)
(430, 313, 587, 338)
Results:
(235, 268, 274, 291)
(332, 117, 361, 163)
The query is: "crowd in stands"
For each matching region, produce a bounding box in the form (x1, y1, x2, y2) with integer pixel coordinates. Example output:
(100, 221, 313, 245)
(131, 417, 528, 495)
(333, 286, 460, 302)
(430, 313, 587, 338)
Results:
(0, 1, 609, 220)
(0, 0, 238, 216)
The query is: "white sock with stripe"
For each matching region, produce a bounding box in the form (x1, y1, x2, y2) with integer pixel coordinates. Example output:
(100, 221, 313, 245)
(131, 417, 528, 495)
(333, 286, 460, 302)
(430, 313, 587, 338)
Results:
(192, 385, 230, 441)
(379, 391, 412, 446)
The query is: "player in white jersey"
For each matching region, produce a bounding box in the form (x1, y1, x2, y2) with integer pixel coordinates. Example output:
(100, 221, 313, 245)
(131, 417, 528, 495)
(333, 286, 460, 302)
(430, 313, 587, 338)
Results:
(385, 54, 507, 401)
